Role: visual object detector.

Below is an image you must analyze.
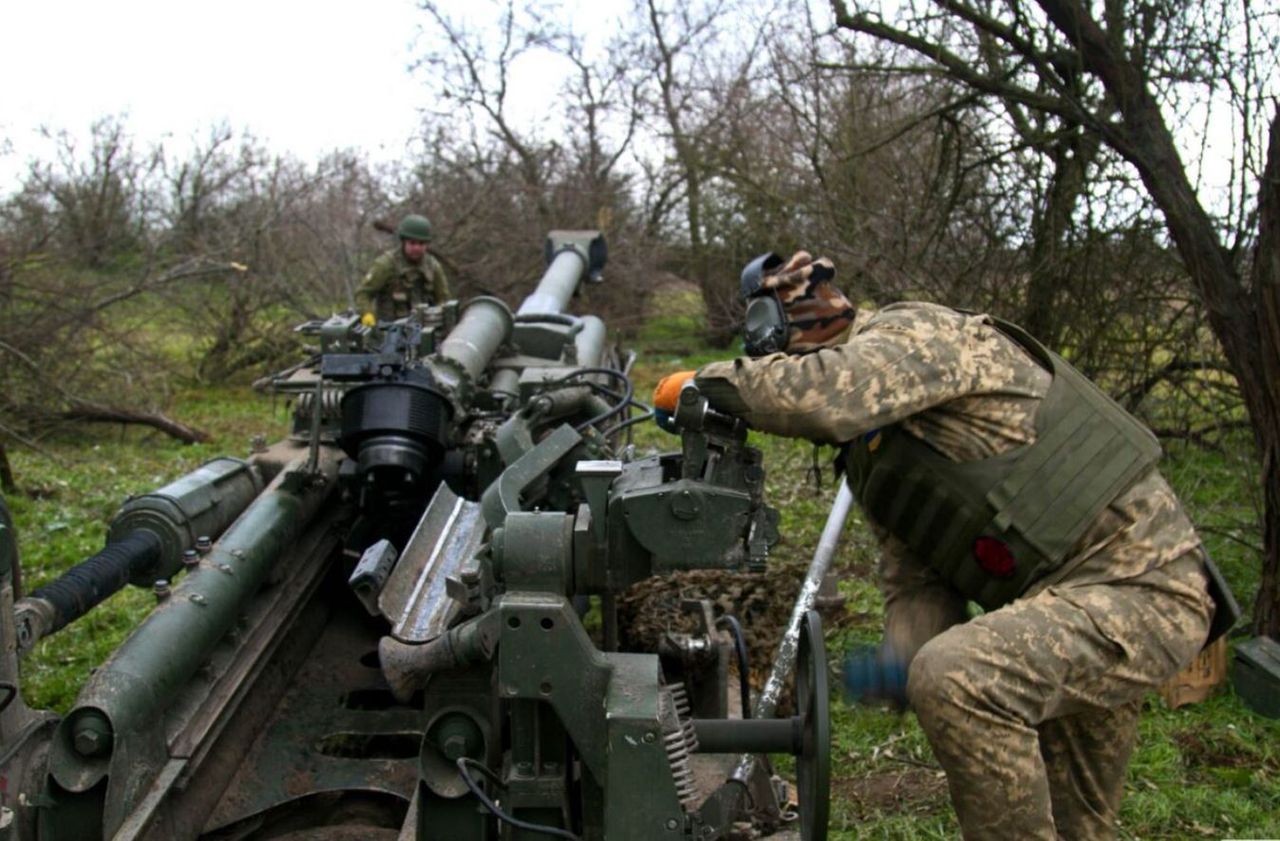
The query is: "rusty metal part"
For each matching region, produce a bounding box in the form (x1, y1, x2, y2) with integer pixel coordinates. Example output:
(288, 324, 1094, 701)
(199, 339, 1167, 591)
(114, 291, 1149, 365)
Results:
(201, 608, 421, 836)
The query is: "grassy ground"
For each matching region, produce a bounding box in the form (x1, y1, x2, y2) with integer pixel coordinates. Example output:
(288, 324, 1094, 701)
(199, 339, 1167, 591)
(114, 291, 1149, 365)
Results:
(5, 289, 1279, 838)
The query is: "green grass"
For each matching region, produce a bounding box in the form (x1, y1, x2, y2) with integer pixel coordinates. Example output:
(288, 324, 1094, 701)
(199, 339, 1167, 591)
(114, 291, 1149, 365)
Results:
(4, 301, 1279, 836)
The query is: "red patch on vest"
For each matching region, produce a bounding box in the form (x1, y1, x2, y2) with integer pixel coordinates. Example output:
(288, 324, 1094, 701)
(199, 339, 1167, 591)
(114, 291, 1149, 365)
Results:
(973, 536, 1016, 578)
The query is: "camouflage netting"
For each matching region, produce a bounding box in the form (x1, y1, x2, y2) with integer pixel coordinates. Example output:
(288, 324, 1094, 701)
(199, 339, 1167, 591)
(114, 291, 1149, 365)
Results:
(617, 564, 853, 714)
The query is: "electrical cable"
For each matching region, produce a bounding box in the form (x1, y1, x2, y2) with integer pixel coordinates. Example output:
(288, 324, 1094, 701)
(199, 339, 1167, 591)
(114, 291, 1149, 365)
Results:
(547, 367, 630, 389)
(715, 614, 752, 720)
(550, 368, 634, 432)
(528, 366, 652, 439)
(526, 367, 635, 431)
(456, 757, 581, 841)
(601, 410, 655, 438)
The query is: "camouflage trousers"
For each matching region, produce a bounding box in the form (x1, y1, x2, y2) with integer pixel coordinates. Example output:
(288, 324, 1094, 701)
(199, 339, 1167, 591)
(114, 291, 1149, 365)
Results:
(901, 550, 1211, 840)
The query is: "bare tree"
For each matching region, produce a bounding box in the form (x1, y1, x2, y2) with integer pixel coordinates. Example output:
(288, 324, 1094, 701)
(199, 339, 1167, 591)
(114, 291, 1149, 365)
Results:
(0, 119, 391, 449)
(630, 0, 770, 341)
(11, 117, 159, 269)
(829, 0, 1280, 635)
(414, 0, 561, 225)
(405, 0, 659, 324)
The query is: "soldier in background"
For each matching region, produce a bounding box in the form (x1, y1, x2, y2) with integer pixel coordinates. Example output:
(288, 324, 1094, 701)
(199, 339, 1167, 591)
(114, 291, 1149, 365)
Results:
(357, 213, 451, 321)
(652, 251, 1234, 840)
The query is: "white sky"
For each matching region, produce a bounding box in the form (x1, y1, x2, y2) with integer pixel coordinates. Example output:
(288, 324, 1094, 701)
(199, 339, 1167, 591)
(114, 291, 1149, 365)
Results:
(0, 0, 1257, 208)
(0, 0, 599, 192)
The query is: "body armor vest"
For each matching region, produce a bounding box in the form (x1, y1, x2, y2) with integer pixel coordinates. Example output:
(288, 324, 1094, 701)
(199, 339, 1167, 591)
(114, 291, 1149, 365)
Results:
(842, 316, 1161, 609)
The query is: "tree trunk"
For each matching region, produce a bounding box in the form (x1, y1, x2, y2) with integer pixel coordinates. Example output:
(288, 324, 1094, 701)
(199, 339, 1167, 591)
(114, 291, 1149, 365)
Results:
(0, 441, 14, 494)
(1249, 111, 1280, 637)
(1040, 0, 1280, 635)
(1021, 126, 1100, 347)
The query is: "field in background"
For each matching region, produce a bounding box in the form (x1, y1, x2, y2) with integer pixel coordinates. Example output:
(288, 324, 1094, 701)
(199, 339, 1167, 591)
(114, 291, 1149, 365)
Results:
(5, 288, 1279, 838)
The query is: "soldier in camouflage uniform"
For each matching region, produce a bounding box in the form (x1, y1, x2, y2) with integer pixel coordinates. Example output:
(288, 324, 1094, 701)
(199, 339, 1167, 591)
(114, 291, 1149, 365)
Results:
(357, 213, 451, 321)
(653, 251, 1231, 840)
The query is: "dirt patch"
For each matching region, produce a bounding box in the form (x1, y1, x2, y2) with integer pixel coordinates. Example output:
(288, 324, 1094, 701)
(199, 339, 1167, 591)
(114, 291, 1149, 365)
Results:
(832, 766, 950, 818)
(1172, 726, 1273, 770)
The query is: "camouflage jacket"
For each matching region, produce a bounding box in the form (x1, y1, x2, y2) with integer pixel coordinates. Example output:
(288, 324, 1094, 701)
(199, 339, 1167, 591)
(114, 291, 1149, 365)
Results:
(697, 302, 1050, 462)
(356, 247, 451, 320)
(695, 302, 1203, 591)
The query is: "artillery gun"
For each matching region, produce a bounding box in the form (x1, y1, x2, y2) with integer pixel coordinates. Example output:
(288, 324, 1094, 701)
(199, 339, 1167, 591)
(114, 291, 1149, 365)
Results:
(0, 231, 834, 840)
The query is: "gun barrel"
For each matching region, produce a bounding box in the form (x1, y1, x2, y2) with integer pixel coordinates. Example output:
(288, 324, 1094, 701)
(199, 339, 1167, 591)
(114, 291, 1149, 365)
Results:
(517, 249, 587, 316)
(437, 296, 514, 382)
(516, 230, 606, 316)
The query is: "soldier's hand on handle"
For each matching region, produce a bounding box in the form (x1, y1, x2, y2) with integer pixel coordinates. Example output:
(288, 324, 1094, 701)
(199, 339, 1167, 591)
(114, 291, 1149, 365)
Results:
(653, 370, 696, 434)
(653, 370, 697, 413)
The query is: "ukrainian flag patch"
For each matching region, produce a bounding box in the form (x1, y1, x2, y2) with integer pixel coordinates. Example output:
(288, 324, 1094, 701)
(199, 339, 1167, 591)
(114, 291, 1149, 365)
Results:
(864, 429, 882, 452)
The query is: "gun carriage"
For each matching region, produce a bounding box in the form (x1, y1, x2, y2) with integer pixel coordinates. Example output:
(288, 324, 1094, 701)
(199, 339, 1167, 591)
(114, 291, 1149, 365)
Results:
(0, 231, 833, 841)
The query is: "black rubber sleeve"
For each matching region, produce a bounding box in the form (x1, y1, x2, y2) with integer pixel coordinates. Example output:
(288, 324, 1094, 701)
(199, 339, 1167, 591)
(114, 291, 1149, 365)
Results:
(31, 530, 163, 634)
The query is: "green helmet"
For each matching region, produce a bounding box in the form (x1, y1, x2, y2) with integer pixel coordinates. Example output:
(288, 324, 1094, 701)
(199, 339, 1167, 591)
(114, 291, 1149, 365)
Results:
(397, 213, 433, 242)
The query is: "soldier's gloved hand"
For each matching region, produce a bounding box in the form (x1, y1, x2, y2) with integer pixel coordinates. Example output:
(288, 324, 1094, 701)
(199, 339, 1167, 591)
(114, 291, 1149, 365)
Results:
(653, 371, 696, 413)
(842, 644, 909, 709)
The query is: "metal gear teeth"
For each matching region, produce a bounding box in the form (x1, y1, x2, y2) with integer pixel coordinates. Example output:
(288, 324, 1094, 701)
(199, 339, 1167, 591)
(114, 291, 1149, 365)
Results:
(661, 682, 701, 811)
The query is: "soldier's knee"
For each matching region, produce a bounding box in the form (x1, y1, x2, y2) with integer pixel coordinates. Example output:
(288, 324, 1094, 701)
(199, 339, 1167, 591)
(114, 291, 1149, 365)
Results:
(906, 638, 950, 707)
(906, 633, 976, 724)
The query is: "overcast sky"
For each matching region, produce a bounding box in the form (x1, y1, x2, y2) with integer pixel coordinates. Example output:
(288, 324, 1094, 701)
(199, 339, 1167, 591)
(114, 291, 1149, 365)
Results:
(0, 0, 567, 191)
(0, 0, 1257, 206)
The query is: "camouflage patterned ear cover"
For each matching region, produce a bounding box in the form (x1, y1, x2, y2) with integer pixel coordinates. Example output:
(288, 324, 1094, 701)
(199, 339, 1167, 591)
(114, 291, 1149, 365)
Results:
(757, 251, 856, 353)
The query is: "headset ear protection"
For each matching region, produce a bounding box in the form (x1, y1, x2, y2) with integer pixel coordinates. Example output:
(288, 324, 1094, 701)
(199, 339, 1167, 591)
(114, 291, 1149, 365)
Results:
(740, 252, 788, 357)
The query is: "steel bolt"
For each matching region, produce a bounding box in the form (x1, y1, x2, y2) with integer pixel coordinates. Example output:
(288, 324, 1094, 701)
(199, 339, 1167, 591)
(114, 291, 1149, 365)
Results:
(189, 593, 208, 606)
(182, 549, 199, 569)
(665, 818, 679, 831)
(71, 715, 113, 758)
(440, 735, 469, 762)
(643, 731, 657, 744)
(196, 536, 213, 554)
(73, 729, 105, 757)
(432, 713, 483, 764)
(153, 579, 171, 602)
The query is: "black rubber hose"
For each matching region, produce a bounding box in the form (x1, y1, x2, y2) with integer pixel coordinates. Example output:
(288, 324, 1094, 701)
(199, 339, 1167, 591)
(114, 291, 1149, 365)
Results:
(30, 530, 163, 634)
(716, 614, 752, 720)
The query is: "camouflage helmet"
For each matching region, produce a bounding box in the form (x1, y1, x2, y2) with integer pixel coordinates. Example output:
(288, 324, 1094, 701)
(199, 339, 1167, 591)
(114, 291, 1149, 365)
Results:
(740, 250, 855, 356)
(397, 214, 433, 242)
